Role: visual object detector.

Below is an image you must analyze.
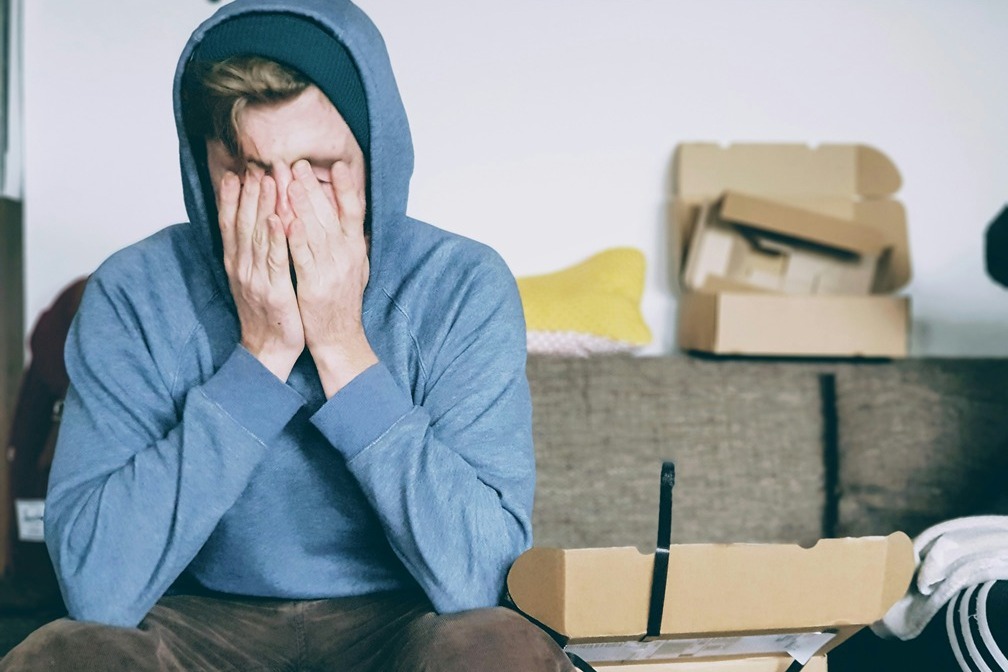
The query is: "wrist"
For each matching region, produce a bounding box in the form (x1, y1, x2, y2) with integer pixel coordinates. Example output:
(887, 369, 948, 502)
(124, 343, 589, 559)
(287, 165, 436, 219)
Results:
(312, 340, 379, 398)
(242, 341, 301, 382)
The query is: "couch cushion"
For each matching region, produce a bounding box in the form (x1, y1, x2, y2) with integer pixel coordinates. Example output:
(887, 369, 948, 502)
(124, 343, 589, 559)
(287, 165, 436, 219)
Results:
(834, 359, 1008, 538)
(526, 356, 826, 549)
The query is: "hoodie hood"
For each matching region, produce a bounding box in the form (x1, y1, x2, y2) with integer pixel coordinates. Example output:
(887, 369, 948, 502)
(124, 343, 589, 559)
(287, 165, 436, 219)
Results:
(173, 0, 414, 298)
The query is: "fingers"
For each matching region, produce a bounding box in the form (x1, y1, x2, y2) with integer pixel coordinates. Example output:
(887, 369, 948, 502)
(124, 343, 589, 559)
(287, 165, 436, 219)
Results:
(287, 217, 315, 278)
(235, 171, 261, 266)
(290, 160, 336, 238)
(251, 176, 277, 272)
(288, 175, 328, 253)
(331, 161, 366, 239)
(260, 179, 280, 279)
(265, 215, 291, 283)
(220, 171, 287, 296)
(259, 175, 277, 225)
(217, 171, 240, 258)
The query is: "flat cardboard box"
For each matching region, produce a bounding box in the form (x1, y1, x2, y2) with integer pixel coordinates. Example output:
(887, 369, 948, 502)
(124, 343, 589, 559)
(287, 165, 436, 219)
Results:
(672, 143, 911, 357)
(507, 534, 913, 669)
(592, 655, 826, 671)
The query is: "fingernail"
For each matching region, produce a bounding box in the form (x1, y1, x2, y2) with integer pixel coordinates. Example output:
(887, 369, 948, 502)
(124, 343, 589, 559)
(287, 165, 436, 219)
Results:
(293, 160, 311, 177)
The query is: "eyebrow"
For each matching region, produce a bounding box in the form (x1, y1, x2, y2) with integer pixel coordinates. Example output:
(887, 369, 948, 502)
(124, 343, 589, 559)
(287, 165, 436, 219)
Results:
(243, 156, 339, 171)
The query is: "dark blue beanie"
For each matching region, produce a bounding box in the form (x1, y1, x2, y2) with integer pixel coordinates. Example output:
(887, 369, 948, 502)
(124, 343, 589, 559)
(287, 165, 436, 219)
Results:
(191, 12, 370, 159)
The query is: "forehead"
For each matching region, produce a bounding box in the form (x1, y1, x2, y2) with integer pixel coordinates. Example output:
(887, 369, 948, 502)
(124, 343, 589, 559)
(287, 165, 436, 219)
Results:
(235, 85, 356, 165)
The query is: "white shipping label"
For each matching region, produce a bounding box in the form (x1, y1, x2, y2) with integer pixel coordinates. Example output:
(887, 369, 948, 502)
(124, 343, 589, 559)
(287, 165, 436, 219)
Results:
(567, 631, 836, 666)
(15, 499, 45, 542)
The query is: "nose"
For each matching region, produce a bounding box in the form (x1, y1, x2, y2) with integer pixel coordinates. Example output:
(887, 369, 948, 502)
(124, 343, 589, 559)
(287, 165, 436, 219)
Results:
(272, 165, 295, 226)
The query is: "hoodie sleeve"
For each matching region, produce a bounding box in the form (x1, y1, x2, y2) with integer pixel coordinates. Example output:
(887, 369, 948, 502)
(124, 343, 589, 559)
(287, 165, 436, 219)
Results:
(44, 271, 305, 627)
(309, 249, 535, 613)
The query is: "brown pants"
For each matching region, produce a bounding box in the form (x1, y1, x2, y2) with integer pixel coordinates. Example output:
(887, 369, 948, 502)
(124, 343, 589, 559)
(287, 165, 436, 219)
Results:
(0, 590, 574, 671)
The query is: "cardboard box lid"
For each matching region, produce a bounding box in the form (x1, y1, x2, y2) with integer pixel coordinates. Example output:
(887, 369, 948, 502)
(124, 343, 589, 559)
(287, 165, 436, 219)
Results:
(715, 191, 890, 257)
(674, 143, 901, 199)
(671, 143, 911, 293)
(507, 533, 914, 641)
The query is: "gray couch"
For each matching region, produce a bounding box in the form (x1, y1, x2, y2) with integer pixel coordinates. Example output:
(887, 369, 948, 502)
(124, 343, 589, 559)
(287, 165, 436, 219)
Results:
(1, 355, 1005, 658)
(526, 356, 1008, 551)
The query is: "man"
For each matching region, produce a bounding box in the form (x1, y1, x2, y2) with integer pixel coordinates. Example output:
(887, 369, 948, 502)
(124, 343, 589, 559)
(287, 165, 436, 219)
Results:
(1, 0, 572, 669)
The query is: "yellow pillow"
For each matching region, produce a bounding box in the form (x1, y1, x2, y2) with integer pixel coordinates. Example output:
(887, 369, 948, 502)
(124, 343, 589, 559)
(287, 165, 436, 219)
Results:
(516, 248, 652, 356)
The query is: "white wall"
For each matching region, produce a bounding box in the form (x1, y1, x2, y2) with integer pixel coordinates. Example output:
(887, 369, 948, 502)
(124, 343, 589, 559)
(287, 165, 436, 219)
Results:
(22, 0, 1008, 355)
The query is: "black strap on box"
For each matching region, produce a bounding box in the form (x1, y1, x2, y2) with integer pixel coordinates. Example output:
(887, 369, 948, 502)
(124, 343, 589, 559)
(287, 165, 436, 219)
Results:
(506, 460, 676, 671)
(644, 460, 676, 641)
(567, 652, 597, 672)
(784, 659, 808, 672)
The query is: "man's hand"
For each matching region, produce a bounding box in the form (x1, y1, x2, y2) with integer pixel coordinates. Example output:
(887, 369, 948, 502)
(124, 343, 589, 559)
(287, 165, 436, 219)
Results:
(287, 159, 378, 398)
(218, 171, 305, 381)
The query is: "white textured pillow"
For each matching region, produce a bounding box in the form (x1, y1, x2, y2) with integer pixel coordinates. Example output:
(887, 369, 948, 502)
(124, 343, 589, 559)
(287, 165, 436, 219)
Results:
(525, 331, 643, 357)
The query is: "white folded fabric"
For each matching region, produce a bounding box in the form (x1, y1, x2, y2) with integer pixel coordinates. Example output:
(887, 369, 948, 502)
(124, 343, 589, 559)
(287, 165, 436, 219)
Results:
(873, 516, 1008, 640)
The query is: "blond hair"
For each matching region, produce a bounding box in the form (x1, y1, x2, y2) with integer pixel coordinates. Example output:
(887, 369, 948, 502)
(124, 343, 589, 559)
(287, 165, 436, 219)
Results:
(184, 56, 310, 155)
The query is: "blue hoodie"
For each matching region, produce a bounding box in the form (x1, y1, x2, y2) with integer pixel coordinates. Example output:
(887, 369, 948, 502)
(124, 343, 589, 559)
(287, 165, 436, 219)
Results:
(44, 0, 534, 628)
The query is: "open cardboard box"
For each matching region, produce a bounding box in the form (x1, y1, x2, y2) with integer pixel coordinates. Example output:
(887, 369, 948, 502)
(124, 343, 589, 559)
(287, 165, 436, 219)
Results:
(507, 533, 914, 670)
(672, 143, 911, 358)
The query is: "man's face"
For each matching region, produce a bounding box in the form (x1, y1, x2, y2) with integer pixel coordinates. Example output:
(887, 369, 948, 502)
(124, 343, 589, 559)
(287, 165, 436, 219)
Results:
(206, 84, 366, 230)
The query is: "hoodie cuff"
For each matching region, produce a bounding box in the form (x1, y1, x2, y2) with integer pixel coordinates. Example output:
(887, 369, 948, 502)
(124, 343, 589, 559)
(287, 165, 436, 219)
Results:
(200, 345, 306, 442)
(310, 363, 413, 460)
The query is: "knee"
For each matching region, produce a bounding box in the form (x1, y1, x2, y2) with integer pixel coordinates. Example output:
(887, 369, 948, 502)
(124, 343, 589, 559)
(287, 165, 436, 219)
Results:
(0, 618, 154, 671)
(396, 607, 571, 672)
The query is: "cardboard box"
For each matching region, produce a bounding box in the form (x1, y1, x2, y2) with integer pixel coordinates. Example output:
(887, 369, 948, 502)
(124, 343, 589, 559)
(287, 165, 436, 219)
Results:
(677, 292, 910, 358)
(672, 143, 911, 358)
(507, 533, 913, 669)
